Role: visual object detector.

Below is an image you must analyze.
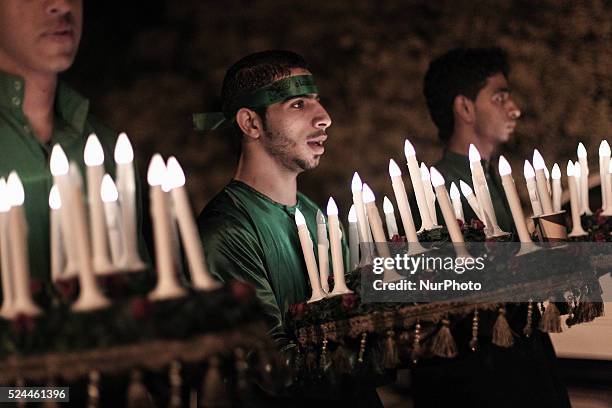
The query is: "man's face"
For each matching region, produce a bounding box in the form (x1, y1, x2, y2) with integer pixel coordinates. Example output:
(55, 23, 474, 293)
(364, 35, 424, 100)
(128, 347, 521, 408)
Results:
(259, 68, 332, 173)
(0, 0, 83, 76)
(473, 72, 521, 146)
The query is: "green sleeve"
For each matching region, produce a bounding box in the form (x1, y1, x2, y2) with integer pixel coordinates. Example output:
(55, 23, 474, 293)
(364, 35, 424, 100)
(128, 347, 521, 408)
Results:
(198, 214, 290, 350)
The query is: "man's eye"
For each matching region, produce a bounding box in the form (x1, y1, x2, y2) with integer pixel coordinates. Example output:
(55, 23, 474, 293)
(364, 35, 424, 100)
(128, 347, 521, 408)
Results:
(291, 100, 304, 109)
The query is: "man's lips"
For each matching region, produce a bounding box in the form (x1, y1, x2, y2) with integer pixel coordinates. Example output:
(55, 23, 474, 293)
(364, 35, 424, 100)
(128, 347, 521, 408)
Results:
(42, 25, 74, 39)
(307, 134, 327, 153)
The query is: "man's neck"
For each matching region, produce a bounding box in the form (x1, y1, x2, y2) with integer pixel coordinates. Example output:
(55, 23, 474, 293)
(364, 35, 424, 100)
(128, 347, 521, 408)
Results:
(234, 150, 299, 206)
(0, 61, 57, 144)
(448, 129, 496, 161)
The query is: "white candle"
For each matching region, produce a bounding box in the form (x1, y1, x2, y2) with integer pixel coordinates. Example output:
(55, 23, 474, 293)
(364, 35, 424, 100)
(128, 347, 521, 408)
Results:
(49, 185, 65, 282)
(533, 149, 554, 214)
(351, 172, 372, 244)
(551, 163, 562, 212)
(599, 141, 611, 213)
(50, 145, 79, 278)
(469, 144, 506, 236)
(404, 139, 434, 230)
(294, 208, 326, 302)
(388, 159, 420, 243)
(567, 161, 587, 237)
(327, 198, 353, 296)
(430, 168, 464, 243)
(577, 142, 592, 215)
(420, 163, 438, 225)
(84, 134, 114, 273)
(523, 160, 543, 216)
(315, 210, 330, 293)
(0, 178, 15, 318)
(382, 196, 399, 239)
(147, 155, 186, 300)
(449, 182, 465, 223)
(607, 160, 612, 215)
(459, 180, 483, 221)
(114, 133, 146, 271)
(166, 157, 219, 290)
(69, 163, 111, 311)
(498, 156, 532, 243)
(100, 175, 124, 267)
(6, 172, 41, 316)
(544, 166, 551, 195)
(348, 205, 359, 270)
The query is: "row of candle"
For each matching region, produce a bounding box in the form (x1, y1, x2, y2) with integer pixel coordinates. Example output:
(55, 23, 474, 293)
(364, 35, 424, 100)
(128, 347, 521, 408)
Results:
(0, 134, 219, 318)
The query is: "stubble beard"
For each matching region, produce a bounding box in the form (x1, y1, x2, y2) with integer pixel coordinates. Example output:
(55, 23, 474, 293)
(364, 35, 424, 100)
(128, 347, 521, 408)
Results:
(262, 127, 318, 173)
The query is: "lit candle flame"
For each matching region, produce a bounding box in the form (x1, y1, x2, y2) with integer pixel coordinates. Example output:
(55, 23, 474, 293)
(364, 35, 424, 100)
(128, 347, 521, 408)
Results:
(523, 160, 535, 178)
(566, 161, 575, 177)
(404, 139, 416, 158)
(577, 142, 587, 159)
(383, 196, 394, 214)
(449, 182, 460, 199)
(114, 132, 134, 164)
(147, 154, 166, 187)
(429, 166, 445, 187)
(6, 171, 25, 206)
(49, 184, 61, 209)
(50, 144, 69, 176)
(326, 197, 339, 216)
(100, 174, 119, 203)
(468, 144, 481, 162)
(84, 134, 105, 166)
(459, 180, 473, 197)
(420, 162, 430, 181)
(362, 183, 375, 203)
(498, 155, 512, 176)
(294, 208, 306, 226)
(551, 163, 561, 180)
(351, 172, 363, 193)
(165, 156, 186, 189)
(388, 159, 402, 177)
(599, 140, 610, 157)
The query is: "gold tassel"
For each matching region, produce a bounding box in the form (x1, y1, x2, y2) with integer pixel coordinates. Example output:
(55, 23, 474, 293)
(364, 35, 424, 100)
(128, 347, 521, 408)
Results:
(492, 307, 514, 348)
(431, 319, 457, 358)
(320, 338, 329, 368)
(234, 348, 249, 395)
(410, 321, 422, 363)
(169, 361, 182, 408)
(523, 301, 533, 337)
(357, 332, 368, 363)
(332, 344, 352, 374)
(126, 369, 153, 408)
(469, 309, 479, 351)
(201, 356, 230, 407)
(539, 301, 563, 333)
(86, 371, 100, 408)
(382, 330, 399, 369)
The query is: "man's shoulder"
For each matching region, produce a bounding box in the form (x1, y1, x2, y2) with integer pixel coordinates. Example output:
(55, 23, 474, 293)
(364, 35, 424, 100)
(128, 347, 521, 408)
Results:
(197, 184, 257, 237)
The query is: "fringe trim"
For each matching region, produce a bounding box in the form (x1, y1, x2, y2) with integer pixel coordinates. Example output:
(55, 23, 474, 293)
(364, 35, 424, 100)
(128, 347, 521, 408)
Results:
(126, 370, 153, 408)
(539, 302, 563, 333)
(431, 319, 457, 358)
(382, 330, 399, 369)
(492, 308, 514, 348)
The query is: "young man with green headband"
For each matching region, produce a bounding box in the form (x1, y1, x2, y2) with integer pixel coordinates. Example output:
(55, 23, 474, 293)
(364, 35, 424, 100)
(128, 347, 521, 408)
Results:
(196, 51, 383, 406)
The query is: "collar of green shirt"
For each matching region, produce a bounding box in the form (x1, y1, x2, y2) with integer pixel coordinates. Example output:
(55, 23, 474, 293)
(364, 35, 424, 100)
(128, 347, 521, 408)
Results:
(440, 149, 492, 177)
(0, 70, 90, 137)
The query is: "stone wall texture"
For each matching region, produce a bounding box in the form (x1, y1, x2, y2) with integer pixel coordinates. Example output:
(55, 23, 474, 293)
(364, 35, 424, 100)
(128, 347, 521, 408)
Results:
(68, 0, 612, 218)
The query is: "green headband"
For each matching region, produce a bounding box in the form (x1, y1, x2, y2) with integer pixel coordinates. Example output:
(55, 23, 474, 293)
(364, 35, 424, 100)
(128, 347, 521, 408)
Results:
(192, 74, 319, 131)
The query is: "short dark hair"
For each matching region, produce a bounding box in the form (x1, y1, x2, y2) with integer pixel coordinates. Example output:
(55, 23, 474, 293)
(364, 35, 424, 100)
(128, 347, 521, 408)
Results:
(221, 50, 310, 155)
(423, 47, 509, 142)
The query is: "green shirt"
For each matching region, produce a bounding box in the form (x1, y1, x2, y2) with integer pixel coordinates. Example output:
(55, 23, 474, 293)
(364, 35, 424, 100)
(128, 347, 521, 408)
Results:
(434, 150, 514, 233)
(197, 180, 347, 349)
(0, 71, 119, 280)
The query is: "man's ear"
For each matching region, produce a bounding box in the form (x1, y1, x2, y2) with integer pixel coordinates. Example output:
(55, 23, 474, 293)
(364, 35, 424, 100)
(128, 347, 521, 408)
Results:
(236, 108, 265, 140)
(453, 95, 475, 125)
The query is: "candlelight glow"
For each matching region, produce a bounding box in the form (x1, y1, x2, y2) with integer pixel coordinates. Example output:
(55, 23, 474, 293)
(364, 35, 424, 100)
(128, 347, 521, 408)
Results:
(574, 162, 582, 178)
(49, 185, 61, 209)
(316, 209, 326, 224)
(294, 208, 306, 226)
(468, 144, 481, 162)
(327, 197, 339, 216)
(351, 172, 363, 193)
(84, 134, 104, 166)
(114, 132, 134, 164)
(7, 171, 25, 206)
(524, 160, 535, 179)
(348, 205, 357, 223)
(420, 162, 430, 180)
(389, 159, 402, 177)
(498, 155, 511, 176)
(532, 149, 546, 170)
(599, 140, 611, 157)
(0, 178, 10, 212)
(552, 163, 561, 180)
(362, 183, 375, 203)
(567, 161, 575, 177)
(50, 144, 69, 176)
(165, 156, 186, 189)
(459, 180, 473, 197)
(404, 139, 416, 158)
(577, 142, 587, 159)
(100, 174, 119, 203)
(147, 154, 166, 186)
(449, 183, 460, 199)
(430, 167, 445, 187)
(383, 196, 394, 213)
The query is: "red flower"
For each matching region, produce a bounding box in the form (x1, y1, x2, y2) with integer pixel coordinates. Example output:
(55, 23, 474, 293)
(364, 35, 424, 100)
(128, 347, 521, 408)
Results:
(594, 232, 606, 242)
(596, 214, 607, 226)
(56, 278, 78, 301)
(131, 297, 152, 320)
(289, 302, 306, 319)
(457, 219, 464, 230)
(471, 219, 485, 231)
(11, 313, 36, 334)
(341, 293, 359, 311)
(391, 234, 406, 242)
(230, 280, 255, 302)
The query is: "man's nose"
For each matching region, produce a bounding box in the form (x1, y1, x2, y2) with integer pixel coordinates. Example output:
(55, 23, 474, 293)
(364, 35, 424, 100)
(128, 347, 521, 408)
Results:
(507, 99, 521, 120)
(46, 0, 74, 16)
(313, 102, 332, 130)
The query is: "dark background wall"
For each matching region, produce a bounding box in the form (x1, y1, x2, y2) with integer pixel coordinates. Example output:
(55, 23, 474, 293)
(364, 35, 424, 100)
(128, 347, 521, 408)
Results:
(65, 0, 612, 218)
